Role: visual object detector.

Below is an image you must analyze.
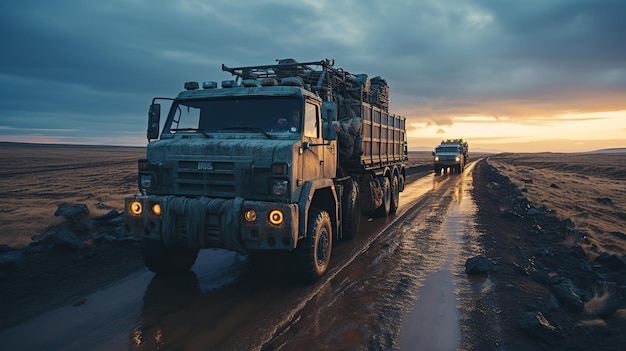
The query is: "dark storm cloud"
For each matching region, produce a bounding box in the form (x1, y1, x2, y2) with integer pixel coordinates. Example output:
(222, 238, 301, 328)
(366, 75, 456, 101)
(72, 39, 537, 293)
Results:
(0, 0, 624, 144)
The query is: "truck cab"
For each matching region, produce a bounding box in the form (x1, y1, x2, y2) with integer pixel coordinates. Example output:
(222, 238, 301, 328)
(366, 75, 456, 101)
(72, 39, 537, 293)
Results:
(433, 139, 468, 174)
(124, 59, 406, 282)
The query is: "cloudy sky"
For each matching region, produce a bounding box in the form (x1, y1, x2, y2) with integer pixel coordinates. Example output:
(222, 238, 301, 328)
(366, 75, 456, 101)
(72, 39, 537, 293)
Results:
(1, 0, 624, 152)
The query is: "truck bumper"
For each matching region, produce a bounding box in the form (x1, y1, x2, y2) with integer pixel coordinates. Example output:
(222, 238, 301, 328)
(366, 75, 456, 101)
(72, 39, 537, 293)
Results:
(124, 195, 298, 253)
(434, 161, 460, 168)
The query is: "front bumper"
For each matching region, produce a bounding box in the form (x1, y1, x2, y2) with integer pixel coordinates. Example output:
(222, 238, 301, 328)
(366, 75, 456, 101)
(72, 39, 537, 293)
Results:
(434, 161, 460, 167)
(124, 195, 298, 253)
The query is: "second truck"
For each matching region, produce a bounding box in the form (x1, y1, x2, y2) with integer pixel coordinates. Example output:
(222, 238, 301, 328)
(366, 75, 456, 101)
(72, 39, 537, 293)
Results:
(432, 139, 469, 174)
(124, 59, 408, 282)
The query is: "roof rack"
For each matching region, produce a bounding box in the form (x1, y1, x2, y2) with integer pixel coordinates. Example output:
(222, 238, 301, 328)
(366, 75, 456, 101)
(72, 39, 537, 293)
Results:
(221, 58, 390, 111)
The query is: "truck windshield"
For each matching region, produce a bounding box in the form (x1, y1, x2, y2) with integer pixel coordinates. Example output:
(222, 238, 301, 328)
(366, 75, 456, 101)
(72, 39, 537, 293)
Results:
(436, 146, 459, 153)
(163, 97, 303, 135)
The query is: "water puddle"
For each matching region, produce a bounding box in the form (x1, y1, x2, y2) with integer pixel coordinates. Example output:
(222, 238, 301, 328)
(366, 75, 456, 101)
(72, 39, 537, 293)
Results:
(397, 164, 499, 350)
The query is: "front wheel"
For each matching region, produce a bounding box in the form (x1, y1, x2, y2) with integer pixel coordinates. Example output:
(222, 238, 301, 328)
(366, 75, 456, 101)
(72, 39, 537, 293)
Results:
(295, 208, 333, 283)
(142, 238, 199, 275)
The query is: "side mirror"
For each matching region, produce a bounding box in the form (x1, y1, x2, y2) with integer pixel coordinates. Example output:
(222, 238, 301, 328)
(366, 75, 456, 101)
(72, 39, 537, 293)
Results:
(322, 121, 337, 141)
(147, 104, 161, 140)
(321, 101, 337, 122)
(431, 151, 435, 156)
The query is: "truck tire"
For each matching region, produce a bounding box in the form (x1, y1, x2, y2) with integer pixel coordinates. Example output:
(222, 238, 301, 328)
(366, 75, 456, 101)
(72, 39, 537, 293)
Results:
(374, 177, 391, 217)
(295, 208, 332, 282)
(342, 179, 361, 240)
(389, 174, 399, 214)
(141, 238, 199, 275)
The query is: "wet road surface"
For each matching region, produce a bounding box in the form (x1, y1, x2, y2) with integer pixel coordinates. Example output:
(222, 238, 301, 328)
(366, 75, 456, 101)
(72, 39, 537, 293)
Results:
(0, 161, 502, 350)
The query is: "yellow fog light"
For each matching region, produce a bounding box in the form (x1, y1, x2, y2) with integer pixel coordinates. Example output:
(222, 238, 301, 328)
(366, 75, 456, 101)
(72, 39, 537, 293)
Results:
(129, 201, 143, 215)
(244, 209, 257, 222)
(151, 203, 162, 216)
(269, 209, 283, 225)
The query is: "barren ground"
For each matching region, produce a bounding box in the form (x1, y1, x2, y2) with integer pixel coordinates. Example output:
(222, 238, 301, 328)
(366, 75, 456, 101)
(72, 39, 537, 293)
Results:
(1, 143, 625, 350)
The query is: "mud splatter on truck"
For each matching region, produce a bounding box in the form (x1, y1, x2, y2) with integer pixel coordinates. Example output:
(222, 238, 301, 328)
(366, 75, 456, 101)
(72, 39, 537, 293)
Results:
(124, 59, 407, 282)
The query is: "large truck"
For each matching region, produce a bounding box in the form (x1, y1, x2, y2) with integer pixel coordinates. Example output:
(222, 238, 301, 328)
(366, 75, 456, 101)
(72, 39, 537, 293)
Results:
(124, 59, 407, 282)
(432, 139, 469, 174)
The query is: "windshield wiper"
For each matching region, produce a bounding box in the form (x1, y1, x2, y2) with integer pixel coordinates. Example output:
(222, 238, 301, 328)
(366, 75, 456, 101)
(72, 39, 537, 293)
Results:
(222, 127, 272, 138)
(171, 128, 199, 132)
(170, 128, 212, 138)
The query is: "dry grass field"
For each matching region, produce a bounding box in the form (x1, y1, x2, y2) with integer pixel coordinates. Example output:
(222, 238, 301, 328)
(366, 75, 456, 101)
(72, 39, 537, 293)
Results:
(487, 152, 626, 259)
(0, 143, 145, 249)
(0, 145, 433, 249)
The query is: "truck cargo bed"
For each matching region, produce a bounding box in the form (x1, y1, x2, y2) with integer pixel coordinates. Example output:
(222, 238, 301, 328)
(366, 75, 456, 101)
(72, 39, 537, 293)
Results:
(336, 102, 407, 173)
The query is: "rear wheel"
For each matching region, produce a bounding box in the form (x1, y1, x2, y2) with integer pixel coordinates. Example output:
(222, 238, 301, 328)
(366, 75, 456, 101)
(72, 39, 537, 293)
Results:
(374, 176, 391, 217)
(389, 174, 399, 214)
(295, 208, 332, 282)
(142, 238, 199, 275)
(342, 179, 361, 240)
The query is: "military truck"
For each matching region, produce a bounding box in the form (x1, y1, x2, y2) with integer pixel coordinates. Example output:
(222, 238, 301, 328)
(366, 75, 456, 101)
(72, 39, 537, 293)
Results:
(432, 139, 468, 174)
(124, 59, 408, 282)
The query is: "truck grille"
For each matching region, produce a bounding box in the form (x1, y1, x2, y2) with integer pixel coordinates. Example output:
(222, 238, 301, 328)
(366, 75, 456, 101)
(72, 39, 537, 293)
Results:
(173, 160, 237, 196)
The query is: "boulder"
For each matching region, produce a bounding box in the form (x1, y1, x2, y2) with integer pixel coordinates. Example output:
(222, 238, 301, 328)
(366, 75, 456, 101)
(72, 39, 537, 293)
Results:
(50, 230, 85, 251)
(54, 203, 91, 234)
(54, 203, 89, 218)
(465, 255, 494, 275)
(93, 209, 121, 221)
(552, 278, 584, 312)
(526, 208, 541, 216)
(518, 311, 561, 346)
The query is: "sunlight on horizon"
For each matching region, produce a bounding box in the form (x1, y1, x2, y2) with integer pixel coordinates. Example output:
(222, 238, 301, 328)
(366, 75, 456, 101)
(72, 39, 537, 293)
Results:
(408, 110, 626, 152)
(1, 110, 625, 153)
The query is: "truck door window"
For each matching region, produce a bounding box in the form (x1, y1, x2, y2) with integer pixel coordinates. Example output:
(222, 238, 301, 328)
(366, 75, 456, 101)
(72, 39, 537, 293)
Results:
(304, 102, 319, 138)
(170, 104, 200, 131)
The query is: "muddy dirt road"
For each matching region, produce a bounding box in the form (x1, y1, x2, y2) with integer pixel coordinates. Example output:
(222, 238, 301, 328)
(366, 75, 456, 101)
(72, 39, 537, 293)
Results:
(0, 162, 495, 350)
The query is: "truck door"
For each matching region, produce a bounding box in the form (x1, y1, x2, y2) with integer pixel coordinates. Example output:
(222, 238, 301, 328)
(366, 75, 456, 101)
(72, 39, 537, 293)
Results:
(301, 101, 325, 180)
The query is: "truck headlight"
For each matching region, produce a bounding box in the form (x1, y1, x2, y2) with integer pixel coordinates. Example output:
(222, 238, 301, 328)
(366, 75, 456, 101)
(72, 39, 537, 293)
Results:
(151, 203, 162, 216)
(140, 174, 152, 189)
(244, 209, 257, 222)
(434, 156, 439, 162)
(455, 156, 460, 162)
(128, 200, 143, 216)
(269, 209, 284, 225)
(271, 180, 289, 196)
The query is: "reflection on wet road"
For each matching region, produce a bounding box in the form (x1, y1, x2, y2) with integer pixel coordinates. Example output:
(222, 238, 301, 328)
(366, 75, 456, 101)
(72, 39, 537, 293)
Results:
(397, 162, 496, 350)
(0, 161, 502, 350)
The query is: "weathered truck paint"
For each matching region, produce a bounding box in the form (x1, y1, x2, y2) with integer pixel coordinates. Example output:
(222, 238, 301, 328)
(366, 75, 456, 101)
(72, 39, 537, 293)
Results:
(124, 59, 407, 282)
